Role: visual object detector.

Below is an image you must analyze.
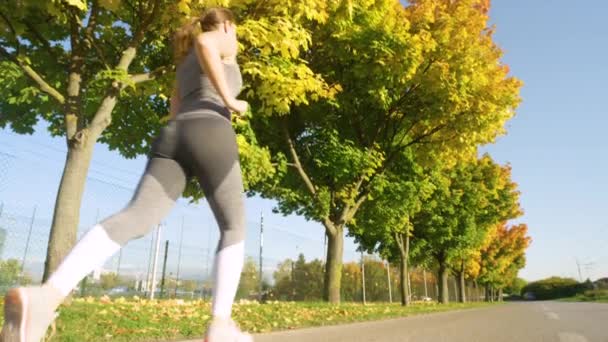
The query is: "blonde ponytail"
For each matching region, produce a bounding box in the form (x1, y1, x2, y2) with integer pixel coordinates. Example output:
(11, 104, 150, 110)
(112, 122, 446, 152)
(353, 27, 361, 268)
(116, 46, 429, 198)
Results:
(173, 17, 202, 65)
(173, 8, 235, 65)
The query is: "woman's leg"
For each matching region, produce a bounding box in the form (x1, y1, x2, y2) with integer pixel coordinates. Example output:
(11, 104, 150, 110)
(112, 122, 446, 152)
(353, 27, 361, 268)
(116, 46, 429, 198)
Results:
(48, 157, 187, 294)
(179, 116, 248, 339)
(1, 157, 186, 342)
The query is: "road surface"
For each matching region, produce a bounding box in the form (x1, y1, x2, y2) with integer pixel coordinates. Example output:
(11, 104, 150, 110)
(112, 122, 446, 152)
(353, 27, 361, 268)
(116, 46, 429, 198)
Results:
(245, 301, 608, 342)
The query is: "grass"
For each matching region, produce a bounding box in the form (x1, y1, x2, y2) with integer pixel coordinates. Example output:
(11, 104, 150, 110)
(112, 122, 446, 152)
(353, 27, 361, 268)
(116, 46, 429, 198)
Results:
(560, 289, 608, 303)
(0, 296, 496, 341)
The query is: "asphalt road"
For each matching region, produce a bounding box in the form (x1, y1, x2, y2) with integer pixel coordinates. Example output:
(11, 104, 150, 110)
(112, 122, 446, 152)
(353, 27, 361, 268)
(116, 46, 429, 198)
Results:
(246, 301, 608, 342)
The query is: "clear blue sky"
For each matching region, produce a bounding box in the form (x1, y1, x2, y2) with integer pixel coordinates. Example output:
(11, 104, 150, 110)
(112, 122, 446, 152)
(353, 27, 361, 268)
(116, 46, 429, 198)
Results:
(482, 0, 608, 281)
(1, 0, 607, 282)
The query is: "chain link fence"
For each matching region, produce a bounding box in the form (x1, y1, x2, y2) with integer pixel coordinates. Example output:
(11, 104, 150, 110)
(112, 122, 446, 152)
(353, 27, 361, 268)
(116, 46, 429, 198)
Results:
(0, 142, 481, 303)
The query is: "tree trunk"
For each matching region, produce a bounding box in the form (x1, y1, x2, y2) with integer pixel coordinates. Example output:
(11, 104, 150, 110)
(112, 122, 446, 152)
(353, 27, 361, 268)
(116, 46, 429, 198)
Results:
(473, 279, 478, 302)
(407, 270, 412, 302)
(43, 132, 97, 281)
(398, 232, 410, 306)
(498, 288, 503, 302)
(485, 285, 491, 302)
(43, 51, 122, 282)
(455, 273, 462, 302)
(437, 256, 449, 304)
(399, 256, 410, 306)
(458, 261, 466, 303)
(323, 226, 344, 304)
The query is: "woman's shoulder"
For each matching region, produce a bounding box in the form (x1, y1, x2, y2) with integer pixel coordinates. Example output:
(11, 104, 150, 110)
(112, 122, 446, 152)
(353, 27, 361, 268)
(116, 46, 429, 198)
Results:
(193, 31, 215, 48)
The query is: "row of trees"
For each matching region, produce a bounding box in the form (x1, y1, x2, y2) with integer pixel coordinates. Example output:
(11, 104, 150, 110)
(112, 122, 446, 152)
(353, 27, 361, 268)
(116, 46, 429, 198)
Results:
(1, 0, 529, 303)
(351, 155, 531, 304)
(521, 277, 595, 300)
(270, 254, 404, 302)
(0, 259, 32, 287)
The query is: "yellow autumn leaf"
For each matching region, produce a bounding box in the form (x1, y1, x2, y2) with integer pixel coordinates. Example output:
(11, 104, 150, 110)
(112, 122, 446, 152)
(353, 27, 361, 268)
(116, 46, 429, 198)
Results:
(99, 0, 121, 11)
(65, 0, 87, 10)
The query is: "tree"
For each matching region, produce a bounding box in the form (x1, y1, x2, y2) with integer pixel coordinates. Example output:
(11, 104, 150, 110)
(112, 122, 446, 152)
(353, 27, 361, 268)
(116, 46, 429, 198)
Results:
(99, 272, 119, 290)
(362, 256, 392, 302)
(272, 259, 295, 300)
(413, 155, 521, 303)
(181, 279, 197, 293)
(292, 254, 324, 301)
(0, 0, 332, 281)
(236, 256, 258, 299)
(0, 259, 32, 286)
(271, 255, 324, 301)
(1, 0, 174, 280)
(449, 159, 522, 303)
(340, 262, 362, 302)
(252, 0, 521, 304)
(504, 277, 527, 297)
(478, 223, 531, 300)
(349, 149, 434, 306)
(521, 277, 581, 300)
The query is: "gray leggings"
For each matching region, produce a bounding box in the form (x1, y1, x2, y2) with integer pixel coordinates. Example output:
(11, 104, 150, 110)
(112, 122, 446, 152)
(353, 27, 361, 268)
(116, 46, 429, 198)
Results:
(100, 113, 246, 251)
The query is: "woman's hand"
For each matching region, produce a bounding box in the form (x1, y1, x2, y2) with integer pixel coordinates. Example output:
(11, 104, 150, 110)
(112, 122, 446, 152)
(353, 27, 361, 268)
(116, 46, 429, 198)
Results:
(226, 98, 248, 114)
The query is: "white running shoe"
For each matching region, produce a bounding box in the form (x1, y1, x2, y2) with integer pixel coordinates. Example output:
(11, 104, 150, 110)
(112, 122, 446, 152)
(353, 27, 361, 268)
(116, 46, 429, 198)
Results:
(0, 287, 59, 342)
(204, 317, 253, 342)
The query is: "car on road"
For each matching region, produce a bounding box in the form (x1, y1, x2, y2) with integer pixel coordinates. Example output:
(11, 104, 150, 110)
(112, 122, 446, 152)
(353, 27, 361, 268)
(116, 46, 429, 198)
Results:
(523, 292, 536, 300)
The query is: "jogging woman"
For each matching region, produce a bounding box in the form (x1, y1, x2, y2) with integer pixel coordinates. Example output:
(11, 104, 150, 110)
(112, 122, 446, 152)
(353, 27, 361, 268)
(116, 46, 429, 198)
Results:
(1, 7, 253, 342)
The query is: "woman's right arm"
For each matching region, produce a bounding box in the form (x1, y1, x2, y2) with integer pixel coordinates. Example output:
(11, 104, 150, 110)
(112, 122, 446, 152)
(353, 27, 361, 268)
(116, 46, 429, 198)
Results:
(194, 34, 246, 113)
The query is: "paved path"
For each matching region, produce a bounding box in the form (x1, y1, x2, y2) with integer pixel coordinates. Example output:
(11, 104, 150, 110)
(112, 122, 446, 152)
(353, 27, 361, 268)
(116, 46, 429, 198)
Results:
(254, 301, 608, 342)
(179, 301, 608, 342)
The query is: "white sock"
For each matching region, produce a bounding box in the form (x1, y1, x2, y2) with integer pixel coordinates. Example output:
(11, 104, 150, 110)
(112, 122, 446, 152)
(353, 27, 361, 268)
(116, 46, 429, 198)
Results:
(211, 241, 245, 319)
(46, 224, 121, 296)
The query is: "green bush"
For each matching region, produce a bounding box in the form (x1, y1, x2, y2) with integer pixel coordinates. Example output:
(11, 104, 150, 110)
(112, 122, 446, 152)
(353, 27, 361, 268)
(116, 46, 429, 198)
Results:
(578, 289, 608, 301)
(522, 277, 593, 300)
(504, 277, 527, 296)
(0, 259, 32, 287)
(594, 278, 608, 289)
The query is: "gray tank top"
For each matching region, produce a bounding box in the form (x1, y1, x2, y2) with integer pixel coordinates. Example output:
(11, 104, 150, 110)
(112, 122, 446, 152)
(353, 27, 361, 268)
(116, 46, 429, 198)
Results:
(175, 47, 243, 120)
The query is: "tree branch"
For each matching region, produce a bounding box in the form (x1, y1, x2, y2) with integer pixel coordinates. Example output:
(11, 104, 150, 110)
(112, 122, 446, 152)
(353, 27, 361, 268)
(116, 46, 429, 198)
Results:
(82, 1, 109, 69)
(23, 20, 61, 63)
(89, 38, 110, 69)
(65, 6, 86, 138)
(129, 65, 172, 85)
(387, 83, 421, 119)
(0, 12, 19, 40)
(282, 120, 317, 197)
(0, 11, 19, 55)
(89, 84, 121, 136)
(385, 93, 423, 146)
(374, 59, 436, 146)
(0, 46, 66, 105)
(356, 117, 438, 198)
(404, 122, 449, 148)
(132, 0, 161, 49)
(281, 119, 337, 236)
(344, 194, 368, 224)
(0, 11, 14, 34)
(0, 10, 67, 108)
(90, 0, 162, 134)
(394, 232, 404, 252)
(337, 176, 368, 225)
